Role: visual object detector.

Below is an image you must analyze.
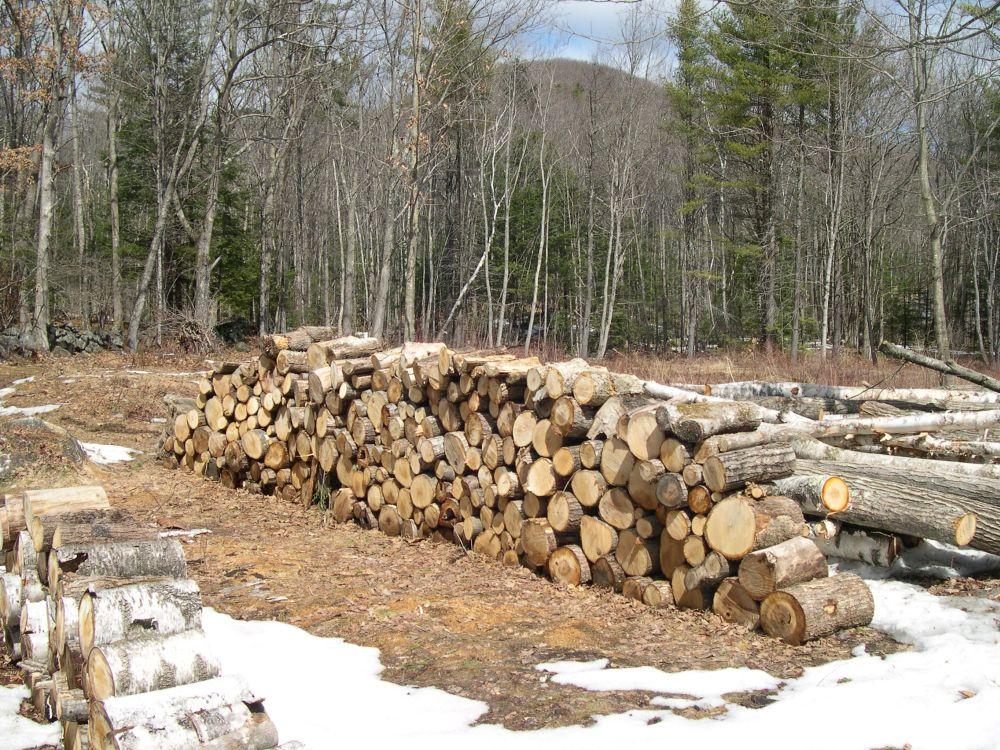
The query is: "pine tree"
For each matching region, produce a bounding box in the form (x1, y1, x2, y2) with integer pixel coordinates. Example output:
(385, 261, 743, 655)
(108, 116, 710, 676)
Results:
(709, 0, 799, 351)
(666, 0, 714, 356)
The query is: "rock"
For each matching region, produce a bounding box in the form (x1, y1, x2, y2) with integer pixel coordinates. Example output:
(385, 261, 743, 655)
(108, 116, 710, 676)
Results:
(51, 345, 71, 357)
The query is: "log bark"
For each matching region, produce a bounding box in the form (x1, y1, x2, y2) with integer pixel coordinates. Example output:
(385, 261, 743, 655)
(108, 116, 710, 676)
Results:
(794, 459, 981, 550)
(738, 537, 828, 600)
(79, 579, 202, 657)
(658, 401, 762, 443)
(23, 486, 111, 537)
(49, 538, 187, 589)
(712, 578, 760, 629)
(90, 674, 277, 750)
(703, 443, 796, 493)
(813, 525, 901, 567)
(86, 629, 220, 699)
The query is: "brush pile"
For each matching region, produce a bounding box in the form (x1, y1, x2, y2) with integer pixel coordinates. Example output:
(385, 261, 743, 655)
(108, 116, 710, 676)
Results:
(161, 328, 1000, 644)
(0, 485, 296, 750)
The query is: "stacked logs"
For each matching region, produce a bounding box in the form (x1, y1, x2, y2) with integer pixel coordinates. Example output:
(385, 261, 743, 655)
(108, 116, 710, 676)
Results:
(0, 485, 292, 750)
(161, 332, 888, 644)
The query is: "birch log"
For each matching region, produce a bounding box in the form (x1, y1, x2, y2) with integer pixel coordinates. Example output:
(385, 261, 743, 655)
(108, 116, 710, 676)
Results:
(78, 579, 202, 656)
(90, 675, 277, 750)
(86, 629, 220, 699)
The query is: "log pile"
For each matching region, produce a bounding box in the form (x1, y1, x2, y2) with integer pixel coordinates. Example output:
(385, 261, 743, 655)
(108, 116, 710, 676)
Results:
(0, 485, 294, 750)
(164, 330, 960, 645)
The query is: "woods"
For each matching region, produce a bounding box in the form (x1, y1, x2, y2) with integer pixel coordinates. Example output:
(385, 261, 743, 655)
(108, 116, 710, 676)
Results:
(0, 0, 997, 359)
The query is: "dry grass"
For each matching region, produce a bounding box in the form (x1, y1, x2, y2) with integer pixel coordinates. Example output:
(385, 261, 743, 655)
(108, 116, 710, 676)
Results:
(596, 350, 1000, 390)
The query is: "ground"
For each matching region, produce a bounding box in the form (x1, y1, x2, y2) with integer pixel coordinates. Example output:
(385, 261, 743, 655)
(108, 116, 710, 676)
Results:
(1, 348, 997, 734)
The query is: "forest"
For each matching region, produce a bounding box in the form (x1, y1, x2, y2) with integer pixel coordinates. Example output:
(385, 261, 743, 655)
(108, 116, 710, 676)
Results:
(1, 0, 998, 362)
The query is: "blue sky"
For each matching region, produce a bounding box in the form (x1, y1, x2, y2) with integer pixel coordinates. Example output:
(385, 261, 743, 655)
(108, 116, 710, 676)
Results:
(534, 1, 678, 62)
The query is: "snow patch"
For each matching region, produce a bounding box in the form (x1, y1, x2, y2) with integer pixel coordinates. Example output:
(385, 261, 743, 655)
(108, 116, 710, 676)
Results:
(10, 376, 33, 385)
(0, 685, 61, 750)
(202, 572, 1000, 750)
(0, 384, 61, 417)
(538, 661, 779, 702)
(81, 442, 141, 464)
(127, 369, 209, 377)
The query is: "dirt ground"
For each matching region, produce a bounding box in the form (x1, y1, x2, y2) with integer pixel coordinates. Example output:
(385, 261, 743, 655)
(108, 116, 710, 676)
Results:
(3, 348, 995, 731)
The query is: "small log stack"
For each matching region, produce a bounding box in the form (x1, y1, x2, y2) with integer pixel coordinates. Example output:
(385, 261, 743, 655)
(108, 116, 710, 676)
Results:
(0, 485, 295, 750)
(166, 328, 998, 645)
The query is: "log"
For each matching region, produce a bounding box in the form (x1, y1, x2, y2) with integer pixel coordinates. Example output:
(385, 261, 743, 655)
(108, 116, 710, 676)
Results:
(573, 369, 644, 406)
(760, 475, 850, 515)
(658, 401, 762, 443)
(625, 404, 665, 461)
(90, 675, 277, 750)
(23, 486, 111, 536)
(546, 492, 583, 534)
(591, 556, 626, 592)
(580, 516, 618, 563)
(642, 580, 674, 608)
(599, 437, 634, 486)
(78, 579, 202, 657)
(86, 629, 220, 699)
(693, 430, 773, 462)
(760, 572, 874, 644)
(704, 496, 756, 560)
(738, 537, 828, 601)
(241, 430, 272, 460)
(545, 359, 589, 399)
(570, 470, 607, 508)
(794, 460, 981, 550)
(622, 576, 652, 602)
(751, 496, 806, 550)
(659, 438, 691, 472)
(525, 458, 559, 497)
(678, 379, 1000, 404)
(531, 419, 563, 458)
(615, 528, 658, 576)
(598, 488, 635, 531)
(804, 408, 1000, 439)
(655, 473, 687, 509)
(307, 335, 384, 369)
(702, 443, 796, 493)
(521, 520, 558, 567)
(550, 397, 593, 439)
(548, 545, 591, 585)
(813, 525, 901, 567)
(48, 538, 187, 589)
(879, 341, 1000, 393)
(712, 578, 760, 629)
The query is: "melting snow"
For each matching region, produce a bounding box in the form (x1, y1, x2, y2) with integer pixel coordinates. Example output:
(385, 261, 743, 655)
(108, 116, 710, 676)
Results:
(202, 569, 1000, 750)
(10, 376, 33, 385)
(80, 442, 141, 464)
(0, 686, 61, 750)
(0, 383, 61, 417)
